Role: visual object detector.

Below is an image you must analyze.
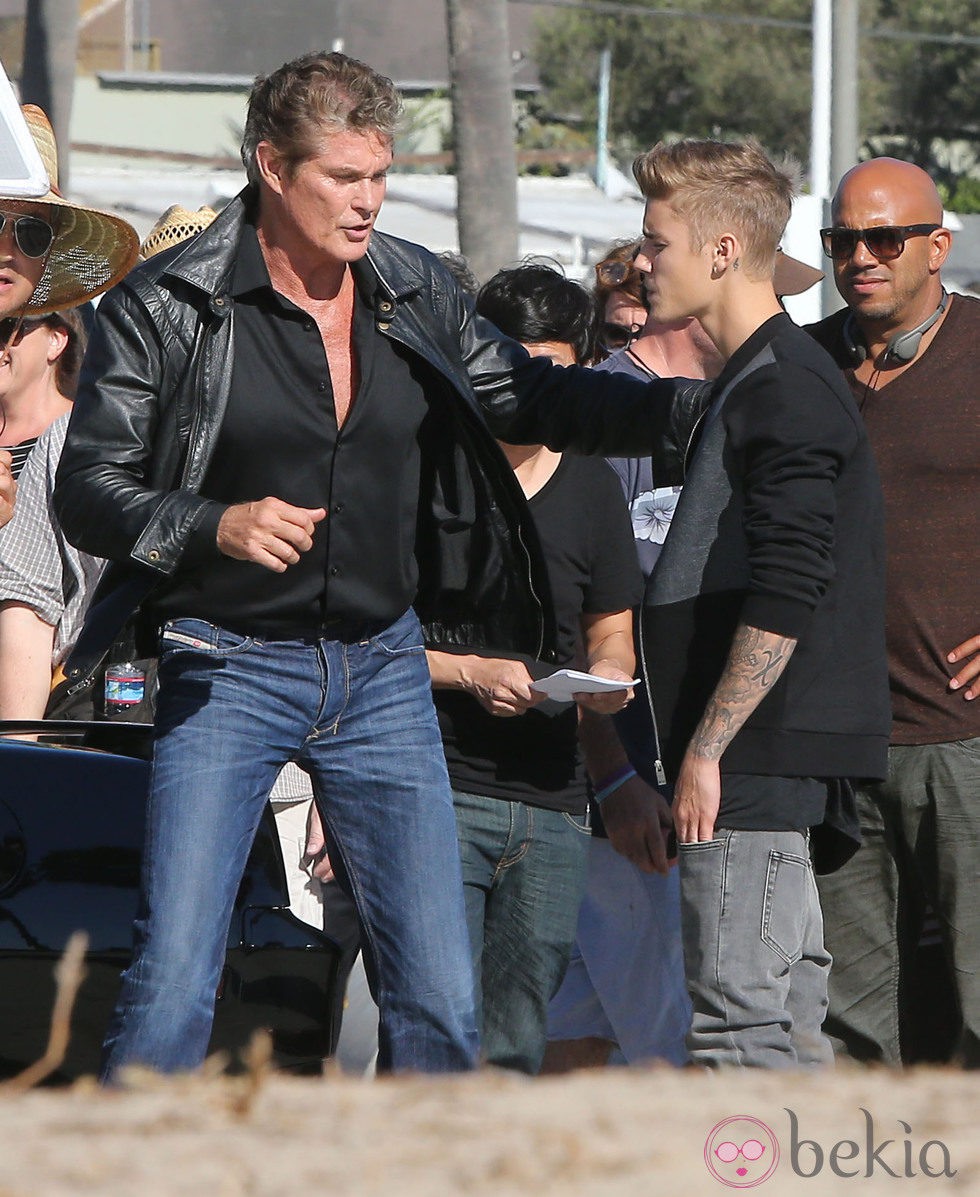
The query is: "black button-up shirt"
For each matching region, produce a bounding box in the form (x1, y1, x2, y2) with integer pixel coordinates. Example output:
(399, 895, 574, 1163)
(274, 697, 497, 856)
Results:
(152, 222, 432, 637)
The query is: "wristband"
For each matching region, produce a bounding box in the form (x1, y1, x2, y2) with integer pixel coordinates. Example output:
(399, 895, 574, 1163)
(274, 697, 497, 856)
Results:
(593, 765, 637, 805)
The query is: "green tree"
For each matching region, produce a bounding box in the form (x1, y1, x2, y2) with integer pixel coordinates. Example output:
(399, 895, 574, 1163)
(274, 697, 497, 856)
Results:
(531, 1, 813, 166)
(531, 0, 980, 194)
(865, 0, 980, 192)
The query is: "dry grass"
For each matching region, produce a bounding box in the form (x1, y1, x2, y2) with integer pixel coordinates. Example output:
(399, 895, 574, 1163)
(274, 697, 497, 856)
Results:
(0, 1062, 977, 1195)
(0, 940, 976, 1194)
(0, 932, 88, 1095)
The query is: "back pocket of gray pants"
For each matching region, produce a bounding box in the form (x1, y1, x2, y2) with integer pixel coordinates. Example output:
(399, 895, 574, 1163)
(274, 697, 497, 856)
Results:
(761, 850, 808, 965)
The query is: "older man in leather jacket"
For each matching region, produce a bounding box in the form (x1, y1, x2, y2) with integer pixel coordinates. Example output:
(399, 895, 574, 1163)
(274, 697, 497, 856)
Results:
(55, 51, 699, 1080)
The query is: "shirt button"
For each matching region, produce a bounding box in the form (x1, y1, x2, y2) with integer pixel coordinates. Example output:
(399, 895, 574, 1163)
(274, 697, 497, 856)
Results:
(333, 502, 344, 514)
(330, 566, 340, 577)
(304, 320, 314, 332)
(318, 380, 327, 392)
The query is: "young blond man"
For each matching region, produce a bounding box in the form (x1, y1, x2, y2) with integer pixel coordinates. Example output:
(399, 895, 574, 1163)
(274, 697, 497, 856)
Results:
(631, 140, 890, 1067)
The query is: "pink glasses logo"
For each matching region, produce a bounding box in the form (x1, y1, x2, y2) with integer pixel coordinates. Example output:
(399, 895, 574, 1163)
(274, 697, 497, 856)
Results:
(705, 1116, 780, 1188)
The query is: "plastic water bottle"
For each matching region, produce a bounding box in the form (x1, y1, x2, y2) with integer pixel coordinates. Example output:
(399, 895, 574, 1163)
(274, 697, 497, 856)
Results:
(104, 662, 146, 714)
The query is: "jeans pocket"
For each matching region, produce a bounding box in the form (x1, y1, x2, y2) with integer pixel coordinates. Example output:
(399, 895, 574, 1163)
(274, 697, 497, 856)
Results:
(678, 837, 728, 921)
(761, 850, 809, 965)
(370, 611, 425, 657)
(159, 618, 255, 660)
(561, 811, 593, 836)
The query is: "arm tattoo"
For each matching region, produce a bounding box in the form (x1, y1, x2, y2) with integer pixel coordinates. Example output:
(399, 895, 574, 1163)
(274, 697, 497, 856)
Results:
(688, 623, 797, 761)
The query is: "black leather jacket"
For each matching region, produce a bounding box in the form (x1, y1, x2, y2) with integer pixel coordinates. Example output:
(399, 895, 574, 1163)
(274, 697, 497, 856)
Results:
(55, 189, 706, 671)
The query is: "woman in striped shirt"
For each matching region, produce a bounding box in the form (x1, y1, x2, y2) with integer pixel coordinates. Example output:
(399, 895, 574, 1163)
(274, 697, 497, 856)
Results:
(0, 308, 86, 478)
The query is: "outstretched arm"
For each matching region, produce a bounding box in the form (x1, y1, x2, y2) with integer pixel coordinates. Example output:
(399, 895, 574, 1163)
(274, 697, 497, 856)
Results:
(673, 624, 797, 843)
(463, 309, 712, 470)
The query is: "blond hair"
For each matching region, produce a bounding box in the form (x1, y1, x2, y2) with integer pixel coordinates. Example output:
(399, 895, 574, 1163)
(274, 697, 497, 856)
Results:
(633, 139, 797, 278)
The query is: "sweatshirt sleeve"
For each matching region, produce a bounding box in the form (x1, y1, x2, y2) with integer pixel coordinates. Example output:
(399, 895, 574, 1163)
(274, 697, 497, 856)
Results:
(724, 362, 859, 639)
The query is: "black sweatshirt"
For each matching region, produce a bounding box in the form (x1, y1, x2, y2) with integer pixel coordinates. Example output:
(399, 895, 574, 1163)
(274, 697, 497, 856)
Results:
(641, 313, 891, 787)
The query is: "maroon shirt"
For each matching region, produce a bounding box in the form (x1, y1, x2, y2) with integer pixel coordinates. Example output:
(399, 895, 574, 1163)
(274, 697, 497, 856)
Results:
(810, 294, 980, 745)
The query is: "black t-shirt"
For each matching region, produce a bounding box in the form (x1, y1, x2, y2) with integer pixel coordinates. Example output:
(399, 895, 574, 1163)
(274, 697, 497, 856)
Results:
(435, 454, 642, 814)
(152, 224, 432, 637)
(718, 773, 828, 832)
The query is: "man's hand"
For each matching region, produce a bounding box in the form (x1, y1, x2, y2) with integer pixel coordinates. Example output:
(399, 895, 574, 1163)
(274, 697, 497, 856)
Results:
(463, 656, 543, 718)
(303, 801, 334, 883)
(573, 659, 635, 715)
(0, 450, 15, 528)
(672, 752, 721, 844)
(948, 634, 980, 701)
(216, 497, 326, 572)
(601, 775, 675, 874)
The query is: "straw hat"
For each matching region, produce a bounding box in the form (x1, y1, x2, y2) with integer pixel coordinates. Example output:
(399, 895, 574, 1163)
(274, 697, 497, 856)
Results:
(773, 248, 824, 297)
(140, 204, 218, 260)
(13, 105, 139, 316)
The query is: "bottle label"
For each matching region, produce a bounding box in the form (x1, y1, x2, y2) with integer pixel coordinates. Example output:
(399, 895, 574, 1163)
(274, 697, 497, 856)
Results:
(105, 670, 145, 708)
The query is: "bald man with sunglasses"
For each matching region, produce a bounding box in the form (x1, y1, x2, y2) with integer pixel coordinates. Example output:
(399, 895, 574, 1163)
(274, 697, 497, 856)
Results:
(807, 158, 980, 1068)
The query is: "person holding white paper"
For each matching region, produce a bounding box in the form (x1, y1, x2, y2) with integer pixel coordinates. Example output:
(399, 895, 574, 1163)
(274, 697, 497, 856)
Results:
(426, 263, 642, 1074)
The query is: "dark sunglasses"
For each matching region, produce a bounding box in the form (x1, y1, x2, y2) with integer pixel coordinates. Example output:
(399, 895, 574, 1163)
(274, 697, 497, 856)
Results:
(820, 223, 940, 263)
(599, 320, 641, 352)
(595, 259, 637, 287)
(0, 315, 53, 346)
(0, 211, 56, 259)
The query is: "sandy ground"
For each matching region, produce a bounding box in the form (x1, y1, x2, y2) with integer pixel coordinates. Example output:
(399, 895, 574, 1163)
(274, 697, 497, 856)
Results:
(0, 1063, 976, 1196)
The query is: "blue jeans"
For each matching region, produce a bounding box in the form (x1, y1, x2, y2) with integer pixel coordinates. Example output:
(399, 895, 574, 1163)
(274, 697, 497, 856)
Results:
(453, 788, 590, 1074)
(679, 828, 833, 1069)
(101, 609, 478, 1079)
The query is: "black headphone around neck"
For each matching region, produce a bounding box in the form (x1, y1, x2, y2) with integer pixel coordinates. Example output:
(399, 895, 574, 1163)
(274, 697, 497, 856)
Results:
(843, 288, 948, 366)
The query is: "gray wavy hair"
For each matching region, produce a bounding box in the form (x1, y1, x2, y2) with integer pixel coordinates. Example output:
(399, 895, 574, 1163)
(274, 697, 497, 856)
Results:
(241, 51, 402, 185)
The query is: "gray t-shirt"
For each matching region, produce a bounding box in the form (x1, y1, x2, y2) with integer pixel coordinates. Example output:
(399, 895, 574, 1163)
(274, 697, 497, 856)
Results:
(0, 413, 104, 667)
(593, 349, 681, 580)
